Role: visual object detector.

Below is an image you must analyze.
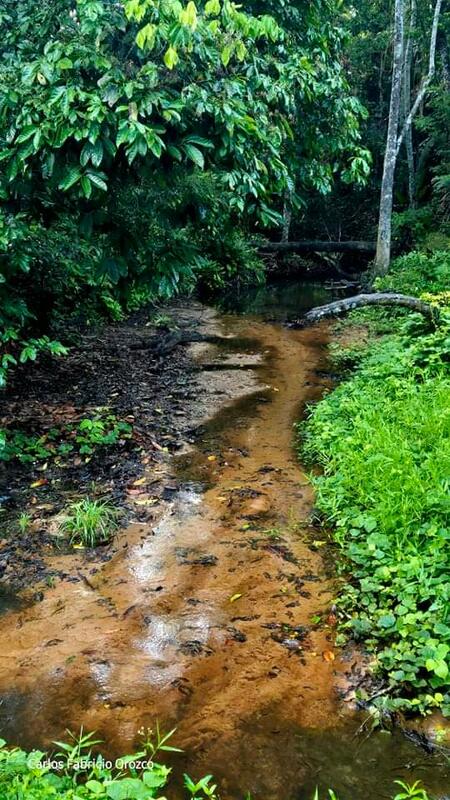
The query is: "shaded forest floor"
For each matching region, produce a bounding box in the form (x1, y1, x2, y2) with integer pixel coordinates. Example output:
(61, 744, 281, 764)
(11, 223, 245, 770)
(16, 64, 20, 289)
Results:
(0, 303, 215, 592)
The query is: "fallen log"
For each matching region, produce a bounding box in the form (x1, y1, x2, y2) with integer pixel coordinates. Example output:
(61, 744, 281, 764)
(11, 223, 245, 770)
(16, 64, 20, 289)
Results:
(297, 293, 438, 326)
(262, 240, 376, 255)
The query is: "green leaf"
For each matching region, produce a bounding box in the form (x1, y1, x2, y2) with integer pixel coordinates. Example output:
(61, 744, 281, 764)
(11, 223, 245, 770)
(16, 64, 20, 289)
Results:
(435, 660, 449, 679)
(19, 345, 37, 363)
(16, 125, 36, 144)
(81, 176, 92, 198)
(164, 46, 179, 70)
(221, 44, 233, 66)
(58, 167, 81, 191)
(87, 172, 108, 191)
(85, 780, 104, 795)
(378, 614, 396, 629)
(183, 135, 214, 149)
(56, 57, 73, 70)
(180, 1, 198, 29)
(136, 22, 156, 50)
(184, 143, 204, 168)
(205, 0, 220, 14)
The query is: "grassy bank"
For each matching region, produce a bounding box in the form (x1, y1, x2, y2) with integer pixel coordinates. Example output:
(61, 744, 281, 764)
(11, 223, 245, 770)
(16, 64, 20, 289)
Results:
(300, 251, 450, 717)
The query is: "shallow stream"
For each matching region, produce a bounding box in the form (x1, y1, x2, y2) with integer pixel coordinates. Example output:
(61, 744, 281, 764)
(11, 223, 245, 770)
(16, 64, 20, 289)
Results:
(0, 281, 449, 798)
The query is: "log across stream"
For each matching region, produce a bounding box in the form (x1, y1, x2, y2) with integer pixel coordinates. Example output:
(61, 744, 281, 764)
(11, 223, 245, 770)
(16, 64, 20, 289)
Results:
(0, 282, 449, 799)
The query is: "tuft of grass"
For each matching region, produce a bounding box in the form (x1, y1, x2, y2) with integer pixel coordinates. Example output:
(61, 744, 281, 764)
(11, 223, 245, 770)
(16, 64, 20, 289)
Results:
(61, 498, 120, 548)
(17, 512, 32, 534)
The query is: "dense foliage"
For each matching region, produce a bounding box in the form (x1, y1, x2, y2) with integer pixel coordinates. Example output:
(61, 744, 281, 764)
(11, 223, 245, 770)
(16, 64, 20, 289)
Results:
(0, 729, 218, 800)
(0, 0, 369, 391)
(301, 252, 450, 716)
(295, 0, 450, 247)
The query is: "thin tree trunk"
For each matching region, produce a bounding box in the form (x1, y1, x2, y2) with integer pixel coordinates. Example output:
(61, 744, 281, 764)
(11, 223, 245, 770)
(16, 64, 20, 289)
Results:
(396, 0, 443, 157)
(439, 36, 450, 90)
(281, 188, 292, 243)
(375, 0, 405, 276)
(403, 0, 416, 208)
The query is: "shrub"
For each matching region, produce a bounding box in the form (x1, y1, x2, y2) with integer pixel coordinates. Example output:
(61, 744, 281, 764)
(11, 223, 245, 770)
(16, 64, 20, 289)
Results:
(374, 250, 450, 296)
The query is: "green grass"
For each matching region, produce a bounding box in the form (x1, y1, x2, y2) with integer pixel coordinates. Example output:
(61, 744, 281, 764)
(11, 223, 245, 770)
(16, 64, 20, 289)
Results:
(299, 253, 450, 717)
(17, 512, 32, 534)
(61, 498, 121, 548)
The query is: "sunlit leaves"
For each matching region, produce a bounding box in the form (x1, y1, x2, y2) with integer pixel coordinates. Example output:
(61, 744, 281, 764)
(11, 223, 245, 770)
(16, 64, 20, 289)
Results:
(179, 1, 198, 30)
(205, 0, 220, 15)
(124, 0, 148, 23)
(164, 46, 179, 69)
(221, 44, 232, 66)
(135, 22, 156, 50)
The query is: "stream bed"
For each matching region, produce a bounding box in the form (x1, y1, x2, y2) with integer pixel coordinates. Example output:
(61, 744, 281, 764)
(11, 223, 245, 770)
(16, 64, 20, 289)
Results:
(0, 281, 449, 798)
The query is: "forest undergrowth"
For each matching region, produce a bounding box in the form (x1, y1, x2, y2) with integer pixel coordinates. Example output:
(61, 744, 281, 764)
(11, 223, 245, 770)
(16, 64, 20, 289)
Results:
(301, 251, 450, 718)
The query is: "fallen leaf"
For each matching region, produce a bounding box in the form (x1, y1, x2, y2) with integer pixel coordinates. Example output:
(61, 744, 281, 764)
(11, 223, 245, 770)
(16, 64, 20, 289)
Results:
(30, 479, 48, 489)
(133, 477, 147, 486)
(322, 650, 335, 662)
(207, 455, 217, 462)
(229, 593, 243, 603)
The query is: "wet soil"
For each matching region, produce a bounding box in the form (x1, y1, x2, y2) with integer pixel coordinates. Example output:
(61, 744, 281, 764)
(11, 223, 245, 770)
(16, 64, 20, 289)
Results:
(0, 303, 243, 590)
(0, 284, 449, 799)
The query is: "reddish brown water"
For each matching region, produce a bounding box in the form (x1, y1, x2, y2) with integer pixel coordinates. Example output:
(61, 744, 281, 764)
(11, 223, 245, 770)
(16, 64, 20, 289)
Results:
(1, 289, 449, 798)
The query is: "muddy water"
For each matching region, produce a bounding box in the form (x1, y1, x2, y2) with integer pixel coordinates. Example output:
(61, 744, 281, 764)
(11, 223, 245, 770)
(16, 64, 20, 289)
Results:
(0, 285, 449, 799)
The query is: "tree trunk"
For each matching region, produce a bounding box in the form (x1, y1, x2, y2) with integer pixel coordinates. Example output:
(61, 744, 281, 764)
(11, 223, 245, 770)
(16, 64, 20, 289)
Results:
(439, 35, 450, 89)
(297, 293, 437, 326)
(403, 0, 417, 208)
(281, 188, 293, 243)
(396, 0, 443, 157)
(375, 0, 406, 276)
